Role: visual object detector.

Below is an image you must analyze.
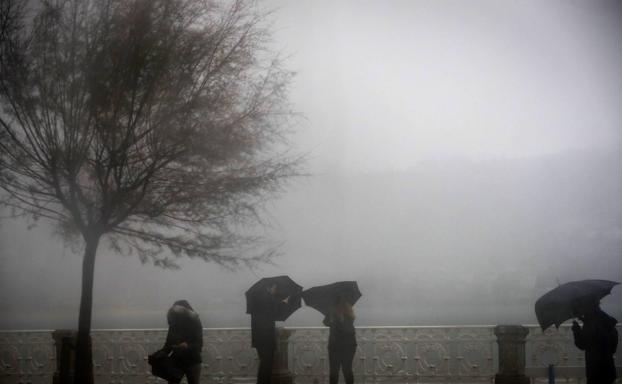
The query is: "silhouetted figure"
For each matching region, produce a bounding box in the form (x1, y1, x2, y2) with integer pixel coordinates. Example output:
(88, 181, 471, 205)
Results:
(323, 296, 357, 384)
(251, 284, 289, 384)
(571, 299, 618, 384)
(164, 300, 203, 384)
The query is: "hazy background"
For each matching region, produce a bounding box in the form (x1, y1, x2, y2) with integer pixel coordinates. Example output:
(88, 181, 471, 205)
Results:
(1, 0, 622, 329)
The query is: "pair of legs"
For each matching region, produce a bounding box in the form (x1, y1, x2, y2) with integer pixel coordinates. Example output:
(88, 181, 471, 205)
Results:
(256, 345, 275, 384)
(168, 363, 201, 384)
(328, 346, 356, 384)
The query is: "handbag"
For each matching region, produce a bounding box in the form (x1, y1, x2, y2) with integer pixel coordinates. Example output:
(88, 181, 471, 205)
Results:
(148, 348, 184, 383)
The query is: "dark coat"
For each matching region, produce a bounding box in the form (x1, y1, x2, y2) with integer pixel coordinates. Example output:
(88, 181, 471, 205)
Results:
(572, 309, 618, 384)
(164, 305, 203, 368)
(323, 312, 357, 351)
(251, 290, 283, 350)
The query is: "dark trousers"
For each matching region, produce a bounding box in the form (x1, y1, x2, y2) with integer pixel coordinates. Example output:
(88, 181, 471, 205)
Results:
(256, 345, 275, 384)
(168, 363, 201, 384)
(328, 346, 356, 384)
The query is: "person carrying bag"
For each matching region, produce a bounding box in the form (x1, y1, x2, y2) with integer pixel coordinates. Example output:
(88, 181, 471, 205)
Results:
(150, 300, 203, 384)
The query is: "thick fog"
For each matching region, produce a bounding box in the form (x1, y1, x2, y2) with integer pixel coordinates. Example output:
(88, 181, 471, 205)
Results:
(1, 0, 622, 330)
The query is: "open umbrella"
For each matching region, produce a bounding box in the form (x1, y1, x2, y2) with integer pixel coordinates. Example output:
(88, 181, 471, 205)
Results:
(534, 279, 619, 331)
(302, 281, 361, 316)
(245, 275, 302, 321)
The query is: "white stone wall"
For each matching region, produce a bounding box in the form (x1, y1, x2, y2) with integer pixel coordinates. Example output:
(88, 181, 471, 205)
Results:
(0, 325, 620, 384)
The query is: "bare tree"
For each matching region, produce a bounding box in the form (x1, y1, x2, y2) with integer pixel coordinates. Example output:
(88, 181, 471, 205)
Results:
(0, 0, 298, 382)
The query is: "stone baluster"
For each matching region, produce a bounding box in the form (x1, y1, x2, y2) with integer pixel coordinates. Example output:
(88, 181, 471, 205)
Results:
(52, 330, 77, 384)
(272, 327, 294, 384)
(494, 325, 530, 384)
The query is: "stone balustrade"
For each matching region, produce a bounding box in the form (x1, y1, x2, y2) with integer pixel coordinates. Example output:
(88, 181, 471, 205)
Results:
(0, 325, 620, 383)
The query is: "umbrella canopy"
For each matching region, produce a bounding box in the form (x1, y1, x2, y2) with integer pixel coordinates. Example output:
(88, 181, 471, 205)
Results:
(535, 279, 619, 331)
(245, 275, 303, 321)
(302, 281, 362, 316)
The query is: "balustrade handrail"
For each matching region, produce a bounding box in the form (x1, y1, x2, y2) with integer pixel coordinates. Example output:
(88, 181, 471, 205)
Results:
(1, 324, 620, 384)
(0, 324, 504, 332)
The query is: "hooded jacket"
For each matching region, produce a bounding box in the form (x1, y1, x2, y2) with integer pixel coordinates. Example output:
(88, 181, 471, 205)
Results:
(164, 304, 203, 367)
(572, 308, 618, 384)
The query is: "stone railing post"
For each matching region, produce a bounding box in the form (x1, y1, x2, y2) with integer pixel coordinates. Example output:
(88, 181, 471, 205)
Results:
(494, 325, 530, 384)
(272, 327, 294, 384)
(52, 330, 77, 384)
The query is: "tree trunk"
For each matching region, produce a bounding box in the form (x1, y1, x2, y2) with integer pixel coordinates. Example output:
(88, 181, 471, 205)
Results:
(75, 234, 100, 384)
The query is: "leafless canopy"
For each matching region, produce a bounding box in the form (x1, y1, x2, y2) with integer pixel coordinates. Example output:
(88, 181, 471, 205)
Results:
(0, 0, 299, 268)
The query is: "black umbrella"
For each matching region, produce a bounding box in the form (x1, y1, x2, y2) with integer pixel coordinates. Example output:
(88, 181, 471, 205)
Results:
(535, 279, 619, 331)
(302, 281, 361, 316)
(245, 275, 303, 321)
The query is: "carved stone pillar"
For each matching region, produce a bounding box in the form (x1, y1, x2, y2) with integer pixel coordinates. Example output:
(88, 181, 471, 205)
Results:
(272, 327, 294, 384)
(52, 330, 77, 384)
(494, 325, 530, 384)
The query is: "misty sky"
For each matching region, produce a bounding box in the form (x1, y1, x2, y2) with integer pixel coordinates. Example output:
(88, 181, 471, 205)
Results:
(1, 0, 622, 330)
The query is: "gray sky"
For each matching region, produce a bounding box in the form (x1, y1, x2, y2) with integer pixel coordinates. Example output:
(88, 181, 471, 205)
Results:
(271, 0, 622, 172)
(1, 0, 622, 329)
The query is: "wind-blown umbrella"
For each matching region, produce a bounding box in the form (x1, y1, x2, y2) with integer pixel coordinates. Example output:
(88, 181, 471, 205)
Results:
(535, 279, 619, 331)
(245, 275, 303, 321)
(302, 281, 361, 316)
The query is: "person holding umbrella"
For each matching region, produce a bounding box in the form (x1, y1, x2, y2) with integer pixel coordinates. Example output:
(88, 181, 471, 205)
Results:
(324, 294, 358, 384)
(246, 276, 302, 384)
(252, 284, 287, 384)
(571, 297, 618, 384)
(163, 300, 203, 384)
(535, 279, 619, 384)
(302, 281, 361, 384)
